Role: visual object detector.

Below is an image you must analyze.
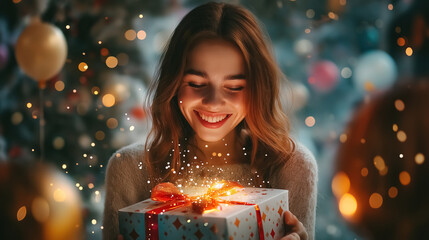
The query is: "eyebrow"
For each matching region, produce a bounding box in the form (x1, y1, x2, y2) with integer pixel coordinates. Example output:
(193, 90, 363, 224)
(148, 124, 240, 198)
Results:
(184, 69, 246, 80)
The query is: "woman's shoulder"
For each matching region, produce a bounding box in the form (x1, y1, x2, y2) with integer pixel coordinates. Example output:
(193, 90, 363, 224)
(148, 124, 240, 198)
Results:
(272, 142, 318, 180)
(106, 142, 147, 175)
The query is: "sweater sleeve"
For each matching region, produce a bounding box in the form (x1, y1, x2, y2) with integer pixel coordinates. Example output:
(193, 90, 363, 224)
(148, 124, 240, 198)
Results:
(269, 143, 318, 240)
(102, 143, 152, 240)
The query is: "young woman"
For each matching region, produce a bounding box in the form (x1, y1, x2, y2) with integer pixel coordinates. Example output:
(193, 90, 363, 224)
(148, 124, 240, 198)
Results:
(103, 2, 317, 239)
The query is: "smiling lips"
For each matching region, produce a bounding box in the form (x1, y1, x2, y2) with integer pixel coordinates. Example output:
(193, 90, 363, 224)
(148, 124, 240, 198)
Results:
(194, 110, 231, 129)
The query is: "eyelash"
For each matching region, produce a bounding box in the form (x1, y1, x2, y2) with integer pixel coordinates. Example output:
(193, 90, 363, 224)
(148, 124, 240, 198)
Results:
(188, 83, 244, 91)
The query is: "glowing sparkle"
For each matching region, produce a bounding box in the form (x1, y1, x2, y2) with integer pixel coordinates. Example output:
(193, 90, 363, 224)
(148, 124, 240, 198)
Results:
(106, 56, 118, 68)
(388, 4, 393, 10)
(102, 94, 115, 107)
(124, 29, 137, 41)
(392, 124, 398, 132)
(17, 206, 27, 221)
(397, 37, 405, 46)
(137, 30, 147, 40)
(53, 189, 66, 202)
(139, 14, 144, 18)
(27, 103, 32, 108)
(397, 131, 407, 142)
(361, 167, 368, 177)
(78, 62, 88, 72)
(92, 219, 97, 225)
(388, 187, 398, 198)
(374, 156, 386, 172)
(62, 164, 67, 169)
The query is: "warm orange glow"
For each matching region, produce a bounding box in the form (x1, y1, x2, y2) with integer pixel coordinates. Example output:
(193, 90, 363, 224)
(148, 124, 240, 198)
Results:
(102, 94, 115, 107)
(78, 62, 88, 72)
(369, 193, 383, 208)
(405, 47, 413, 56)
(339, 193, 357, 217)
(397, 37, 405, 46)
(332, 172, 350, 198)
(106, 56, 118, 68)
(53, 188, 66, 202)
(32, 197, 50, 222)
(17, 206, 27, 221)
(388, 4, 394, 10)
(392, 124, 398, 132)
(394, 99, 405, 111)
(397, 131, 407, 142)
(27, 102, 32, 108)
(373, 155, 386, 172)
(339, 133, 347, 143)
(55, 81, 65, 91)
(388, 187, 398, 198)
(415, 153, 425, 165)
(361, 167, 368, 177)
(364, 81, 375, 92)
(124, 29, 137, 41)
(106, 118, 118, 129)
(399, 171, 411, 185)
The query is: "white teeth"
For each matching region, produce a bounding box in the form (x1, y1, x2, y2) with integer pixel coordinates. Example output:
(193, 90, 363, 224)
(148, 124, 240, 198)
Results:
(198, 112, 227, 123)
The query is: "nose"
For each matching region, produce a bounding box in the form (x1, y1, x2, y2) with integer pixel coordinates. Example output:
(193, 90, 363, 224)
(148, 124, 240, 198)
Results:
(202, 85, 225, 110)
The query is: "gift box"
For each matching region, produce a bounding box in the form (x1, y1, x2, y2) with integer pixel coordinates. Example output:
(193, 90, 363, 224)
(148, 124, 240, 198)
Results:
(119, 182, 288, 240)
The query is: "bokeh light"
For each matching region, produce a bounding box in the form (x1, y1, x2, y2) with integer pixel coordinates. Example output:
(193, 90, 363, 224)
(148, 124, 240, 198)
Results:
(11, 112, 23, 125)
(78, 62, 88, 72)
(369, 193, 383, 209)
(305, 116, 316, 127)
(17, 206, 27, 221)
(373, 155, 386, 172)
(124, 29, 136, 41)
(332, 172, 350, 198)
(405, 47, 413, 56)
(397, 130, 407, 142)
(339, 193, 357, 217)
(137, 30, 147, 40)
(394, 99, 405, 111)
(53, 188, 66, 202)
(31, 197, 50, 222)
(102, 94, 115, 107)
(55, 80, 65, 91)
(399, 171, 411, 185)
(106, 56, 118, 68)
(388, 187, 398, 198)
(361, 167, 368, 177)
(415, 153, 425, 165)
(106, 118, 118, 129)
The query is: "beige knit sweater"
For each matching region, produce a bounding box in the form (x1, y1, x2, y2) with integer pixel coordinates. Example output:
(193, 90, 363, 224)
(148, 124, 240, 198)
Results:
(102, 142, 318, 239)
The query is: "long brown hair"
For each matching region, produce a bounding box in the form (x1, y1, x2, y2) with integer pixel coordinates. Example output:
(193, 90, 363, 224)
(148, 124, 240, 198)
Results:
(145, 2, 294, 184)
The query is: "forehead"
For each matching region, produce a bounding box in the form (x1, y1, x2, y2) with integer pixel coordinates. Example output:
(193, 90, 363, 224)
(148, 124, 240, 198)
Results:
(186, 39, 245, 71)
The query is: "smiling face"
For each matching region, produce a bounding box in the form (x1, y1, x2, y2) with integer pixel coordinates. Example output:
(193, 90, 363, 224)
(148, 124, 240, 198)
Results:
(177, 39, 247, 142)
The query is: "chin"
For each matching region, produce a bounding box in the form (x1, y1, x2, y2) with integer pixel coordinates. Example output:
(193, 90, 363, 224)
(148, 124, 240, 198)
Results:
(196, 133, 225, 143)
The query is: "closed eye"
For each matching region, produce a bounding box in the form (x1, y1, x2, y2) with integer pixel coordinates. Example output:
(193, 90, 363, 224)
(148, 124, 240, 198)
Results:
(189, 82, 206, 88)
(227, 86, 245, 91)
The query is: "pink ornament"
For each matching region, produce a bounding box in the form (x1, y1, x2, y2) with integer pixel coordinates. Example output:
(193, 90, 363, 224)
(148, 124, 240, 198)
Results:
(308, 60, 339, 93)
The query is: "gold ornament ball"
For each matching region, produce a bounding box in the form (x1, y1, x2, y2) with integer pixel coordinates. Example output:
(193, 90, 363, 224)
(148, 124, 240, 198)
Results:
(15, 20, 67, 82)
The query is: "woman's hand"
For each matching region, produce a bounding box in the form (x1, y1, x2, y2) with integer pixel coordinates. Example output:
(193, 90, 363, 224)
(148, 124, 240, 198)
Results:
(280, 211, 308, 240)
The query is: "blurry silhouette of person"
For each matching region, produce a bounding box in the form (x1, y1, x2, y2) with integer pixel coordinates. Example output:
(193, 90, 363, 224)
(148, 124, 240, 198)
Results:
(0, 161, 84, 240)
(333, 80, 429, 239)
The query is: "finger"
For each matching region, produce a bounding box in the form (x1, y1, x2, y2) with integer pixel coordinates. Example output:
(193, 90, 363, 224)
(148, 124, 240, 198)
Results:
(284, 211, 298, 227)
(280, 232, 300, 240)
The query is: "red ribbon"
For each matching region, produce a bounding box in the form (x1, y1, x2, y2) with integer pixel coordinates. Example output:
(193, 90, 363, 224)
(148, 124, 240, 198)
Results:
(144, 181, 265, 240)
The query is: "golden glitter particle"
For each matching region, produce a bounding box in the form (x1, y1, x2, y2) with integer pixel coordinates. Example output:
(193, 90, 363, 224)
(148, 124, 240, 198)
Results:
(137, 30, 147, 40)
(212, 152, 217, 157)
(394, 99, 405, 111)
(98, 41, 102, 45)
(388, 3, 394, 10)
(373, 155, 386, 172)
(27, 102, 32, 108)
(339, 193, 357, 217)
(397, 131, 407, 142)
(328, 12, 337, 20)
(305, 116, 316, 127)
(369, 193, 383, 209)
(91, 87, 100, 95)
(339, 134, 347, 143)
(106, 56, 118, 68)
(361, 167, 368, 177)
(331, 172, 350, 198)
(102, 94, 115, 107)
(392, 124, 398, 132)
(55, 80, 65, 91)
(107, 118, 118, 129)
(124, 29, 137, 41)
(62, 164, 67, 169)
(305, 28, 311, 34)
(115, 153, 121, 158)
(139, 14, 144, 18)
(388, 187, 398, 198)
(78, 62, 88, 72)
(405, 47, 413, 56)
(218, 153, 222, 157)
(92, 219, 97, 225)
(88, 183, 94, 189)
(415, 153, 425, 165)
(397, 37, 405, 46)
(17, 206, 27, 221)
(53, 189, 66, 202)
(399, 171, 411, 185)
